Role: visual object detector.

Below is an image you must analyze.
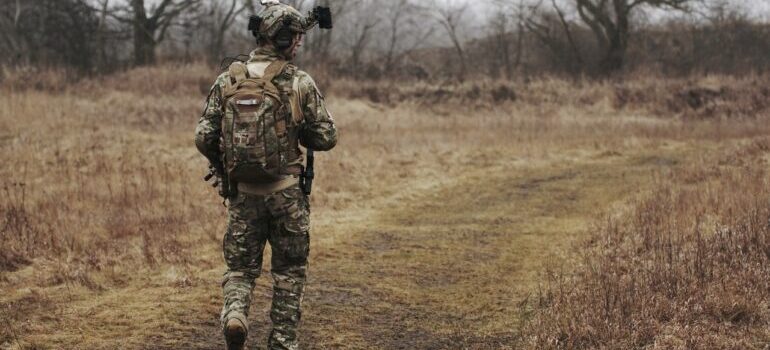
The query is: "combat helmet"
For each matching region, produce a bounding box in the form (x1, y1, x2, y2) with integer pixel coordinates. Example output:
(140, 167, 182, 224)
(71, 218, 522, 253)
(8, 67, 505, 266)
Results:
(248, 0, 332, 49)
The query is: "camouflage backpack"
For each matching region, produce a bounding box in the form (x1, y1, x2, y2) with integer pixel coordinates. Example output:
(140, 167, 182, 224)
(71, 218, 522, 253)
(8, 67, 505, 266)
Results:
(220, 60, 303, 184)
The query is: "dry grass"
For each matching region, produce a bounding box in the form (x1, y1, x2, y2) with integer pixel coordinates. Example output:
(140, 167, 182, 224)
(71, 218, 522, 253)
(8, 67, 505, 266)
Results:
(523, 141, 770, 349)
(0, 64, 220, 349)
(0, 64, 212, 272)
(329, 73, 770, 120)
(1, 64, 769, 349)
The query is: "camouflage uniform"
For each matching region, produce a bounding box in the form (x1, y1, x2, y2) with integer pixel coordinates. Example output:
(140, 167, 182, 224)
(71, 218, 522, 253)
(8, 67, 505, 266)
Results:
(195, 46, 337, 349)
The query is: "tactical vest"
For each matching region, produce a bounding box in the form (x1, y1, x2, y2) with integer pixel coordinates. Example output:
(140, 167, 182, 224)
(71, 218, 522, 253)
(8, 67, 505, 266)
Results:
(220, 60, 304, 184)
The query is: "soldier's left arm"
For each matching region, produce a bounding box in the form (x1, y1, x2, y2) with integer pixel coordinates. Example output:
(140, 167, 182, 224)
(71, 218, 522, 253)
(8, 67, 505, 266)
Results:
(296, 71, 338, 151)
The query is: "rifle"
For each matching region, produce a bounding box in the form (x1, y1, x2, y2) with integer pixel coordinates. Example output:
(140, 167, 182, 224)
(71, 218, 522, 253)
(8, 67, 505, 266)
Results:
(300, 148, 315, 196)
(204, 161, 234, 200)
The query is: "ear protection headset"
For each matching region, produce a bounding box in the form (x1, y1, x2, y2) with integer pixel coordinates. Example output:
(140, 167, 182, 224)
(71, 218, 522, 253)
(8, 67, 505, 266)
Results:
(248, 15, 263, 37)
(273, 17, 296, 50)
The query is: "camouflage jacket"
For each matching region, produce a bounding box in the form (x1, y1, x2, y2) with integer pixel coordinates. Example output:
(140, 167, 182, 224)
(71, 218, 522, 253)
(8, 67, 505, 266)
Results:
(195, 47, 337, 168)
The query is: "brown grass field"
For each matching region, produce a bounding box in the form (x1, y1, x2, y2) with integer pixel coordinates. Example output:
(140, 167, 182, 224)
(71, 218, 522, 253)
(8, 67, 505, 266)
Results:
(1, 65, 769, 349)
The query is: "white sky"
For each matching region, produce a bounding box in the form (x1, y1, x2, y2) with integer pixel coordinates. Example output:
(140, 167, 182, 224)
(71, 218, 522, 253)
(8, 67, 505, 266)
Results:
(729, 0, 770, 15)
(470, 0, 770, 22)
(647, 0, 770, 21)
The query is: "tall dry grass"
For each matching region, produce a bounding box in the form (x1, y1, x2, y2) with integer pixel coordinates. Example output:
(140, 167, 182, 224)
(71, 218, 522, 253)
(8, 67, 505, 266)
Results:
(524, 141, 770, 349)
(2, 64, 770, 276)
(0, 63, 217, 279)
(329, 73, 770, 120)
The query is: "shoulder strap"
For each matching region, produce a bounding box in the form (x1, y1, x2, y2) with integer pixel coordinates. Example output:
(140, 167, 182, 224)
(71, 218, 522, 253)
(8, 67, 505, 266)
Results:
(249, 60, 286, 98)
(263, 60, 289, 83)
(223, 62, 249, 97)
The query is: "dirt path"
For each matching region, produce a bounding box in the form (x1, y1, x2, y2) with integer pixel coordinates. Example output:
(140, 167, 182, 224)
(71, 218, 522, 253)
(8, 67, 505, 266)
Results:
(288, 146, 688, 349)
(0, 144, 691, 350)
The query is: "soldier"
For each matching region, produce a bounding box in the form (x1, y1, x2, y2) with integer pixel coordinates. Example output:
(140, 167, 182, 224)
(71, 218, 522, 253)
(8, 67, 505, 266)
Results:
(194, 2, 337, 349)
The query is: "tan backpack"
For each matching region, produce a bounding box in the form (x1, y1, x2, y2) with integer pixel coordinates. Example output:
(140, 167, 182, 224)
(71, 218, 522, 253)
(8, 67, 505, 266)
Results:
(220, 60, 303, 184)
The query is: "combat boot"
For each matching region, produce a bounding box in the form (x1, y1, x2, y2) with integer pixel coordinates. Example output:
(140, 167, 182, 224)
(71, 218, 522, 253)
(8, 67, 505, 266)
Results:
(224, 313, 248, 350)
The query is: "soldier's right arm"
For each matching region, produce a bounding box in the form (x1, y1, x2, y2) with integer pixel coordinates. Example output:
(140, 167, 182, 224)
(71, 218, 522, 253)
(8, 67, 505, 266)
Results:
(195, 73, 229, 163)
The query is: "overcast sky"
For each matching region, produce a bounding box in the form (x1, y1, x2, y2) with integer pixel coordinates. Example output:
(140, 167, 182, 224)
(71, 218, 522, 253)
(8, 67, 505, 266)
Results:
(718, 0, 770, 15)
(468, 0, 770, 22)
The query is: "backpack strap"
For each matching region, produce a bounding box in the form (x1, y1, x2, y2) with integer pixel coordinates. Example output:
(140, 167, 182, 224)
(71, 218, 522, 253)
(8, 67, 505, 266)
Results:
(262, 61, 306, 176)
(263, 60, 289, 83)
(261, 60, 298, 176)
(223, 62, 249, 97)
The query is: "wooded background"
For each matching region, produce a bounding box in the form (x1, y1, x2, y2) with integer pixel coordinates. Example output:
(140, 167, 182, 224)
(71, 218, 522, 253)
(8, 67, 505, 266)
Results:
(1, 0, 768, 79)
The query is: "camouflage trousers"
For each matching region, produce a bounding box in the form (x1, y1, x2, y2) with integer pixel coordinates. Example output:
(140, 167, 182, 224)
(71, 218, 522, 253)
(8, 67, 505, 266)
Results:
(221, 184, 310, 350)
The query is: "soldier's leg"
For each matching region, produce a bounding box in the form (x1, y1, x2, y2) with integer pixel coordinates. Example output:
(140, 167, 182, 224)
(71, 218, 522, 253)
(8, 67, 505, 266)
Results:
(221, 193, 269, 342)
(265, 185, 310, 350)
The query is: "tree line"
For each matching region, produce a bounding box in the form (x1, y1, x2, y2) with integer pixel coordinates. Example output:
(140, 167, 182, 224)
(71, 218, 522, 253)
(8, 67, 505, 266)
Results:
(0, 0, 768, 79)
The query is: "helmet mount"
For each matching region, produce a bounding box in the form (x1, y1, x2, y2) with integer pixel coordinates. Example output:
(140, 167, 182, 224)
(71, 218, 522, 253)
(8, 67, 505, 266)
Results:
(311, 6, 333, 29)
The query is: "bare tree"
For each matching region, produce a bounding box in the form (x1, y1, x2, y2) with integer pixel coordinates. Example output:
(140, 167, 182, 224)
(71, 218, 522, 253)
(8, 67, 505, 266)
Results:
(374, 0, 434, 75)
(434, 0, 470, 80)
(0, 0, 28, 64)
(500, 0, 529, 74)
(112, 0, 198, 66)
(486, 7, 518, 78)
(525, 0, 586, 75)
(552, 0, 584, 66)
(488, 0, 528, 78)
(382, 0, 411, 72)
(0, 0, 102, 69)
(574, 0, 694, 73)
(346, 4, 379, 76)
(205, 0, 249, 62)
(92, 0, 114, 68)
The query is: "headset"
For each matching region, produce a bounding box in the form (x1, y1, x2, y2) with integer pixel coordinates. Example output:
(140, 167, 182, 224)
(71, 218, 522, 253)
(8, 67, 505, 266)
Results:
(273, 17, 296, 50)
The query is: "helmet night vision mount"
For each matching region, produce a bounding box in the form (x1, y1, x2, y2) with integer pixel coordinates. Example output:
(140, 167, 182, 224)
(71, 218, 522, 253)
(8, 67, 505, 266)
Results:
(310, 7, 333, 30)
(248, 1, 333, 50)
